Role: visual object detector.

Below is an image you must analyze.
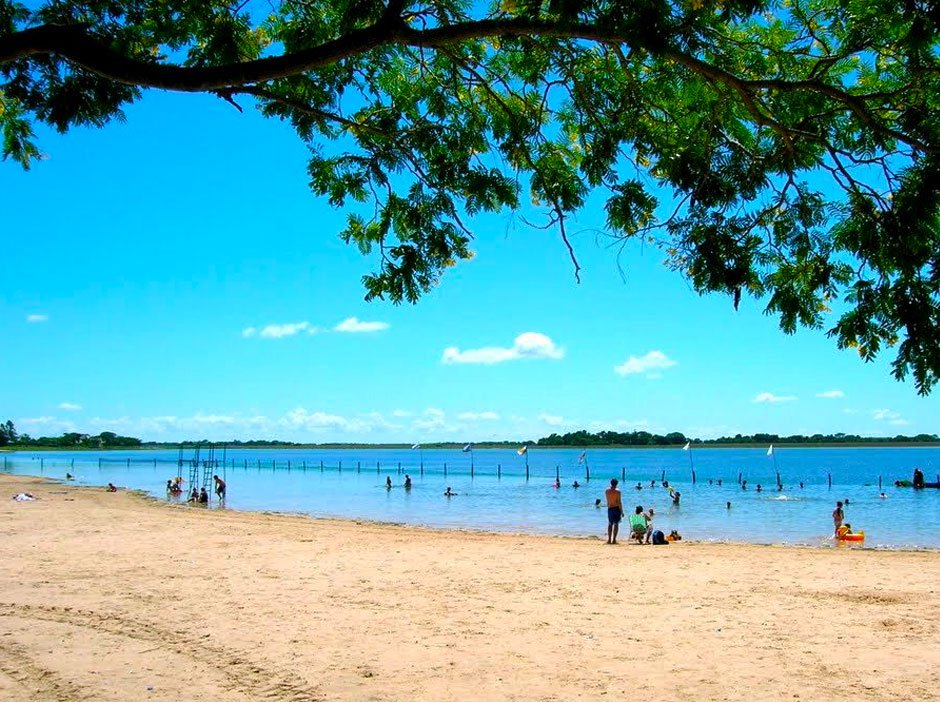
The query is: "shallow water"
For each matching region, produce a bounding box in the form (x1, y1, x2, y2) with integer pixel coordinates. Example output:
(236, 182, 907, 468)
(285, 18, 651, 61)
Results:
(4, 447, 939, 548)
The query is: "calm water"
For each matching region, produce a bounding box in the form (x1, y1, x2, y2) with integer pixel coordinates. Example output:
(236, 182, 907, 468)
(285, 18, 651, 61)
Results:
(4, 447, 939, 548)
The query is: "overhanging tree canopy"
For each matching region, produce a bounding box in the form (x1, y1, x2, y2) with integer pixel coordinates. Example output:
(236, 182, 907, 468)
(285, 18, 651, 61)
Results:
(2, 0, 939, 390)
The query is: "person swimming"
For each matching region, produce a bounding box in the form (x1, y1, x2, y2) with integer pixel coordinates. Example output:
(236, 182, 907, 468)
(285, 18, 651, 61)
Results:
(444, 487, 456, 497)
(635, 482, 643, 490)
(572, 480, 580, 488)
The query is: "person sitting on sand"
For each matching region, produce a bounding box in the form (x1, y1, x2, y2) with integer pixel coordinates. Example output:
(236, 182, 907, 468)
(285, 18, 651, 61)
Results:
(213, 475, 226, 500)
(386, 477, 392, 490)
(107, 483, 117, 492)
(572, 480, 580, 488)
(605, 479, 623, 545)
(444, 487, 456, 497)
(628, 506, 649, 544)
(199, 488, 209, 504)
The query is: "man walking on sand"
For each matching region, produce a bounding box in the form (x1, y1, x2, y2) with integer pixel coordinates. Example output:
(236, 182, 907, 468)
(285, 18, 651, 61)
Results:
(605, 479, 624, 544)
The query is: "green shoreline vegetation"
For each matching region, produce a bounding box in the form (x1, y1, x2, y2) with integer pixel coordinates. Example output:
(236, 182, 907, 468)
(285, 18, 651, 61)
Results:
(2, 420, 938, 451)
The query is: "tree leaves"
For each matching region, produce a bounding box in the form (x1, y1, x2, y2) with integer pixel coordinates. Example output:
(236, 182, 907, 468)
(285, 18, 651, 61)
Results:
(2, 0, 940, 391)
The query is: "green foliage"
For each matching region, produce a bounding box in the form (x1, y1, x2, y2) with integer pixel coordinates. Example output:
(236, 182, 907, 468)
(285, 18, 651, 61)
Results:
(3, 0, 940, 390)
(536, 429, 940, 446)
(9, 427, 142, 448)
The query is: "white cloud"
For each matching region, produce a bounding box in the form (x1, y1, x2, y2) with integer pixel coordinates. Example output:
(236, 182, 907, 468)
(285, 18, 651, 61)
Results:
(442, 332, 563, 364)
(614, 350, 677, 377)
(392, 409, 412, 418)
(334, 317, 389, 333)
(243, 322, 315, 339)
(412, 407, 457, 434)
(27, 314, 48, 323)
(753, 392, 798, 404)
(18, 416, 77, 433)
(816, 390, 845, 399)
(872, 409, 910, 426)
(57, 403, 82, 411)
(457, 411, 500, 421)
(539, 413, 565, 426)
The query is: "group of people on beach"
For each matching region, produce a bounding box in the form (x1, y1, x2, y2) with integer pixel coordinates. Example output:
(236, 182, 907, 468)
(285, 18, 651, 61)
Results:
(604, 479, 681, 545)
(166, 474, 226, 505)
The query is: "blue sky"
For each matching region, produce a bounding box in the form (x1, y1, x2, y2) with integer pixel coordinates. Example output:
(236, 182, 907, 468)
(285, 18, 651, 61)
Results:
(1, 90, 935, 443)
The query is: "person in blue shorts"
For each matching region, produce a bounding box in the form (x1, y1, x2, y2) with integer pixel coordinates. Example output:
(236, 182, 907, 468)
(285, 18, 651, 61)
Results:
(605, 479, 623, 544)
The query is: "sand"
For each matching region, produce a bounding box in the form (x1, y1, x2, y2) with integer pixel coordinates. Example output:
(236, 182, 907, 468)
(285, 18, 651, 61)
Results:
(0, 474, 938, 702)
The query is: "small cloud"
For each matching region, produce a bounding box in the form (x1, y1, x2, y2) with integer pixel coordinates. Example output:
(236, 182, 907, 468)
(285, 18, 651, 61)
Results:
(57, 403, 82, 411)
(334, 317, 389, 333)
(258, 322, 315, 339)
(539, 413, 565, 426)
(27, 314, 48, 323)
(442, 332, 563, 364)
(816, 390, 845, 399)
(872, 409, 910, 425)
(753, 392, 798, 404)
(412, 407, 454, 433)
(614, 350, 677, 377)
(457, 411, 500, 421)
(391, 409, 412, 418)
(242, 327, 257, 338)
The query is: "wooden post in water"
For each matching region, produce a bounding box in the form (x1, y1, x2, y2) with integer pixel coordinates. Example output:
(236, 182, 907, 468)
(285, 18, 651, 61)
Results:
(99, 457, 102, 469)
(828, 472, 832, 488)
(339, 460, 342, 473)
(738, 472, 742, 484)
(272, 459, 275, 470)
(556, 465, 560, 481)
(41, 458, 44, 472)
(444, 462, 447, 477)
(376, 460, 380, 474)
(152, 458, 155, 467)
(621, 467, 625, 481)
(397, 461, 401, 475)
(357, 461, 361, 474)
(661, 470, 665, 482)
(288, 460, 291, 471)
(585, 462, 590, 482)
(471, 461, 474, 479)
(127, 458, 130, 467)
(497, 463, 501, 479)
(525, 462, 529, 481)
(879, 475, 882, 490)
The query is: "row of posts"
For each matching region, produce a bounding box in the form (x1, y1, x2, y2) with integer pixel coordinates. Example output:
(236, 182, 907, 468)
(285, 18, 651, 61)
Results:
(4, 455, 920, 489)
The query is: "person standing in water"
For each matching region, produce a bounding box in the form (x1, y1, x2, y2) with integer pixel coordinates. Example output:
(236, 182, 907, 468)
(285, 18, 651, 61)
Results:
(605, 479, 623, 544)
(213, 474, 226, 501)
(833, 501, 845, 535)
(404, 474, 412, 489)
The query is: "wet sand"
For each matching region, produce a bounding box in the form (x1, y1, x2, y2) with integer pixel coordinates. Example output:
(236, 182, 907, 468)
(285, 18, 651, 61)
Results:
(1, 473, 938, 701)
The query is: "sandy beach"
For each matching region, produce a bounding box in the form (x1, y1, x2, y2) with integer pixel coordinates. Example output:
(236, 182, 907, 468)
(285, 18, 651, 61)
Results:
(1, 474, 938, 701)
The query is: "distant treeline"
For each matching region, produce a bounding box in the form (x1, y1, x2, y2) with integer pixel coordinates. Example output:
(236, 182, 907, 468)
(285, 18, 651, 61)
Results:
(0, 421, 142, 448)
(536, 430, 940, 446)
(3, 418, 938, 450)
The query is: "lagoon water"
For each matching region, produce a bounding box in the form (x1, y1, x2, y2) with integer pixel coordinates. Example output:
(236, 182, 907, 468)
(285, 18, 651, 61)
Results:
(4, 447, 940, 548)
